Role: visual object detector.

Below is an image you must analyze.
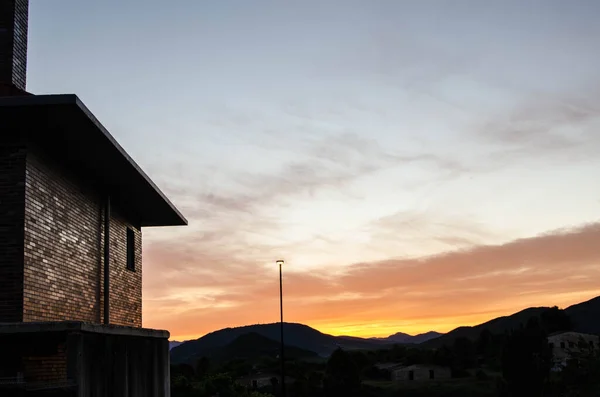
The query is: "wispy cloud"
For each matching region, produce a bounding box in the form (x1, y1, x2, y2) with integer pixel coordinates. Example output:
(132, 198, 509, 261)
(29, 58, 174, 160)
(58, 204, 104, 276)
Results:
(39, 0, 600, 341)
(470, 89, 600, 165)
(144, 216, 600, 339)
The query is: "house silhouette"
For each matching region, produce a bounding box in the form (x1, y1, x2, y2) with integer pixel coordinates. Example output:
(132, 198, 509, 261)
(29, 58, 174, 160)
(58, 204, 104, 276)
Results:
(0, 1, 187, 396)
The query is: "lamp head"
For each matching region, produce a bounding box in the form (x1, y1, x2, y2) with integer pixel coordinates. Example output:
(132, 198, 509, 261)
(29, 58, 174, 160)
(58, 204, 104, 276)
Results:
(276, 260, 284, 266)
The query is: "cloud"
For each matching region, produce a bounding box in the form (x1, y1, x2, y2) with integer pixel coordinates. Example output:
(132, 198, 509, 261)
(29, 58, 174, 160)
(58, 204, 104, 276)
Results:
(469, 89, 600, 165)
(144, 219, 600, 339)
(141, 89, 600, 340)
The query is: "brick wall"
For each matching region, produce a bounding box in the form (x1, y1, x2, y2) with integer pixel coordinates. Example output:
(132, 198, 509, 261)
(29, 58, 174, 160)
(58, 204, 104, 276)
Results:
(0, 0, 29, 90)
(109, 216, 142, 327)
(22, 342, 67, 383)
(0, 141, 26, 322)
(22, 147, 142, 327)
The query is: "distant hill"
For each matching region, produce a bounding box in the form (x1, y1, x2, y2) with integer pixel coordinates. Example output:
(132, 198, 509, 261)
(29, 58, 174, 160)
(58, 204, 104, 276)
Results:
(371, 331, 443, 344)
(171, 322, 391, 364)
(423, 295, 600, 349)
(565, 295, 600, 335)
(169, 341, 185, 351)
(210, 332, 318, 363)
(171, 295, 600, 363)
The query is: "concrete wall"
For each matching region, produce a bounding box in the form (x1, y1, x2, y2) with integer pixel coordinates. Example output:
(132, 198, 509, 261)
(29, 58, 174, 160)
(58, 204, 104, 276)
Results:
(0, 328, 170, 397)
(0, 139, 26, 322)
(21, 148, 142, 327)
(0, 331, 69, 387)
(76, 333, 170, 397)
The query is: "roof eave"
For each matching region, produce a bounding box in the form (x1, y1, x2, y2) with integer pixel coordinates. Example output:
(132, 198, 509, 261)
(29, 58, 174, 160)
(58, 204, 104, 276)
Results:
(0, 94, 188, 228)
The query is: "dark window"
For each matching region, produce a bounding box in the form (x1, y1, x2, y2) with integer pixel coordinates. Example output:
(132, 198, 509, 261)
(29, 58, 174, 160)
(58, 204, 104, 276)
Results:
(408, 370, 414, 381)
(590, 341, 595, 348)
(560, 342, 565, 349)
(549, 343, 554, 349)
(568, 341, 575, 348)
(126, 228, 135, 271)
(429, 370, 434, 379)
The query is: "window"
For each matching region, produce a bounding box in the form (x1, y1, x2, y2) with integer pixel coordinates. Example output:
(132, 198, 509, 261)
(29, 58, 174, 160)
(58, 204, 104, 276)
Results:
(568, 342, 575, 349)
(549, 343, 554, 350)
(429, 369, 435, 379)
(126, 227, 135, 271)
(560, 342, 565, 349)
(408, 370, 414, 381)
(590, 341, 595, 348)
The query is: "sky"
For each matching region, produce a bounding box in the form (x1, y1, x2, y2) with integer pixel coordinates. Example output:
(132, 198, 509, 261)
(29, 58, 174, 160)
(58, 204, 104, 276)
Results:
(27, 0, 600, 341)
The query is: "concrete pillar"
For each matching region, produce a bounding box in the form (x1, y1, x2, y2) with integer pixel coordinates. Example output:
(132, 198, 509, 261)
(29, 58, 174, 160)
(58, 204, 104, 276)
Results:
(66, 332, 84, 397)
(160, 338, 171, 397)
(113, 336, 129, 397)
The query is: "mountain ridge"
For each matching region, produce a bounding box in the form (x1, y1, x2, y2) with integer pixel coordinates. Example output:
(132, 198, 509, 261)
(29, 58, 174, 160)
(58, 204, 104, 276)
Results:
(208, 332, 318, 363)
(422, 295, 600, 348)
(170, 295, 600, 363)
(170, 322, 397, 364)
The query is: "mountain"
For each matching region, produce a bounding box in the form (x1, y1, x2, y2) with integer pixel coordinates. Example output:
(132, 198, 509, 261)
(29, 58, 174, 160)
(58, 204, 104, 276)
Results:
(171, 322, 391, 364)
(371, 331, 443, 344)
(565, 295, 600, 335)
(171, 295, 600, 363)
(423, 295, 600, 349)
(169, 341, 185, 351)
(210, 332, 318, 363)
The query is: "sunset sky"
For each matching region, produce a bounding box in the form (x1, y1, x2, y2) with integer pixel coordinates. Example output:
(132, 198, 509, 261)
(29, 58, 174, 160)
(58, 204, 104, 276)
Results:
(28, 0, 600, 341)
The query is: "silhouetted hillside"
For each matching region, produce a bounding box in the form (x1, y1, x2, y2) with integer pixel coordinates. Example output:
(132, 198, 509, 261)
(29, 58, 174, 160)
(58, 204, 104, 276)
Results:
(210, 332, 318, 363)
(565, 295, 600, 334)
(423, 295, 600, 349)
(169, 341, 185, 350)
(372, 331, 443, 344)
(171, 322, 389, 364)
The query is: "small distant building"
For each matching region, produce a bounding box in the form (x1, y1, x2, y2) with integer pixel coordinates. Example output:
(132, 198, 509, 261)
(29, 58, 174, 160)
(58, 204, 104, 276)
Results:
(391, 365, 451, 381)
(548, 331, 599, 371)
(237, 373, 294, 389)
(374, 362, 404, 372)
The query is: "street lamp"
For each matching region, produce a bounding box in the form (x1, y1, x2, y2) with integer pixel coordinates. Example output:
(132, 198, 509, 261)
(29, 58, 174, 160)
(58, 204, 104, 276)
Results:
(276, 259, 286, 397)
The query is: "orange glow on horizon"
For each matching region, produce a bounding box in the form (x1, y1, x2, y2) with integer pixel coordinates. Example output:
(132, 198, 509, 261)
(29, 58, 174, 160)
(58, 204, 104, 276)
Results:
(147, 224, 600, 343)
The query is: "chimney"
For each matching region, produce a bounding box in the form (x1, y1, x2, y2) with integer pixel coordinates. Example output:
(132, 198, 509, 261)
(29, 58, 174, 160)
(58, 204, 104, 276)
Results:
(0, 0, 29, 96)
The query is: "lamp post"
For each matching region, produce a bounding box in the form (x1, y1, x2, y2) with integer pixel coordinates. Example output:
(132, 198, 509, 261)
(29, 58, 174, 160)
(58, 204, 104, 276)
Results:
(276, 259, 286, 397)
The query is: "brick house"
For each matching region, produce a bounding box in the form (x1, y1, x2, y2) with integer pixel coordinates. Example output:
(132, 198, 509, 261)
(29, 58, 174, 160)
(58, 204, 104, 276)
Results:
(0, 1, 187, 396)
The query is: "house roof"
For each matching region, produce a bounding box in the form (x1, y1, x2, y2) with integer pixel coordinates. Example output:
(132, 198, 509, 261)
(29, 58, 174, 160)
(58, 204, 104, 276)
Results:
(0, 94, 187, 227)
(548, 331, 599, 338)
(393, 364, 450, 371)
(375, 362, 404, 370)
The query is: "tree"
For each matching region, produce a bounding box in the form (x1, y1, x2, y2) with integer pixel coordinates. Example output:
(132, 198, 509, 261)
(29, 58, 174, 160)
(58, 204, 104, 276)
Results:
(453, 337, 477, 371)
(477, 329, 493, 357)
(432, 345, 453, 367)
(324, 348, 361, 397)
(195, 356, 211, 379)
(501, 317, 552, 397)
(555, 336, 600, 397)
(540, 306, 572, 334)
(348, 350, 370, 373)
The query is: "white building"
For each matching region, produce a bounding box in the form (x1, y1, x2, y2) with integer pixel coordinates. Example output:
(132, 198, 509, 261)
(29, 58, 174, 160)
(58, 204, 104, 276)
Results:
(548, 331, 599, 371)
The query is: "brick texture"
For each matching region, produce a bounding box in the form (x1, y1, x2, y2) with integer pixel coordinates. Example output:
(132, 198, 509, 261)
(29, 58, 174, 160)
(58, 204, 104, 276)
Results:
(0, 141, 26, 322)
(0, 0, 29, 90)
(22, 343, 67, 383)
(21, 147, 142, 327)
